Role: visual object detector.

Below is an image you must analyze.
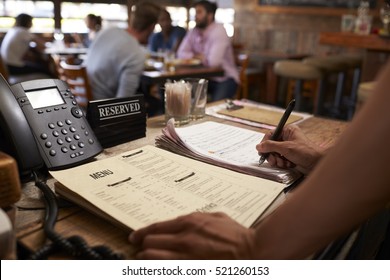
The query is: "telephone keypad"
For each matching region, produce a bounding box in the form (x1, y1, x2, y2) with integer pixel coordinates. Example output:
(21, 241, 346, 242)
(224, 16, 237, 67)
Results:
(42, 115, 96, 161)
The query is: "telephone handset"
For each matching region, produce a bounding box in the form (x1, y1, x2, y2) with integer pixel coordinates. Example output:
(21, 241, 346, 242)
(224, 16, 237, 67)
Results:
(0, 74, 102, 174)
(0, 75, 121, 259)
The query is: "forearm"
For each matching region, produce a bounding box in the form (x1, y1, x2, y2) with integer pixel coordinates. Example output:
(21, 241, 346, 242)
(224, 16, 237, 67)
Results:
(253, 62, 390, 259)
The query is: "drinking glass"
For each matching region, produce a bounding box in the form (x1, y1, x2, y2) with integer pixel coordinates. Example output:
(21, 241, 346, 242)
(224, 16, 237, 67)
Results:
(380, 4, 390, 33)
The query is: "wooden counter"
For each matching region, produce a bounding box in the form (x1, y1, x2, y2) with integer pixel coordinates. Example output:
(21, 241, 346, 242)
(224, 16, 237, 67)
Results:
(319, 32, 390, 82)
(319, 32, 390, 52)
(15, 108, 348, 259)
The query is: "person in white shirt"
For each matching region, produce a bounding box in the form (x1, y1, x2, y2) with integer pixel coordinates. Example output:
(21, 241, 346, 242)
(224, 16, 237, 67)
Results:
(1, 13, 52, 77)
(86, 2, 161, 116)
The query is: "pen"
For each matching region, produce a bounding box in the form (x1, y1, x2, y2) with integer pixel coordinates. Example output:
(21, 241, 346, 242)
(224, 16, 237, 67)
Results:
(258, 99, 296, 165)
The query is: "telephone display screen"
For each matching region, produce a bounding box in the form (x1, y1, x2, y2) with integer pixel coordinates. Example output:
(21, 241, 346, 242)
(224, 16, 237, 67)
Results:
(25, 87, 65, 109)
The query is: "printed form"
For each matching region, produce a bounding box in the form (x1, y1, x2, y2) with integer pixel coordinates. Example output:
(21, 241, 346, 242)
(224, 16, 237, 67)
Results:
(156, 120, 302, 184)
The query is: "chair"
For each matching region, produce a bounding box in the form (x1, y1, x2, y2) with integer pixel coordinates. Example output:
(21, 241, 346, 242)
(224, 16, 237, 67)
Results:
(273, 59, 324, 114)
(235, 53, 250, 99)
(59, 61, 92, 107)
(0, 55, 49, 85)
(232, 43, 250, 99)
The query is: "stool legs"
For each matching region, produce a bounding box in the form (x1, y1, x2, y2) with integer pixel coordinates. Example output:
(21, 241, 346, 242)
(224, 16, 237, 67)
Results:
(331, 71, 346, 118)
(314, 80, 326, 115)
(293, 79, 303, 111)
(347, 67, 361, 120)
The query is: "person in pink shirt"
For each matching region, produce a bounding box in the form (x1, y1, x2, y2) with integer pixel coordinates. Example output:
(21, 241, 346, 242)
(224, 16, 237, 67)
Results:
(177, 0, 239, 101)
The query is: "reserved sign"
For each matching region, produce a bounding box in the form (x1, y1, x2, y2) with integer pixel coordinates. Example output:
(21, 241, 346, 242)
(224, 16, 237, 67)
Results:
(86, 95, 146, 128)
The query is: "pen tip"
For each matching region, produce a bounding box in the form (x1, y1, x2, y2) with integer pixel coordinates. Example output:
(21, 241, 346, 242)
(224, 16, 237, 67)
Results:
(258, 158, 265, 166)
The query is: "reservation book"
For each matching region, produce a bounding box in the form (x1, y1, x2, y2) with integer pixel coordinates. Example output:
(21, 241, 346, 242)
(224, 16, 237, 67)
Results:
(51, 145, 285, 231)
(156, 120, 302, 185)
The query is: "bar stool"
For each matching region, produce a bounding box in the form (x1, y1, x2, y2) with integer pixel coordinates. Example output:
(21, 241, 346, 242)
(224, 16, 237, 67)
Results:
(273, 60, 324, 114)
(303, 56, 349, 117)
(356, 81, 376, 114)
(327, 54, 363, 119)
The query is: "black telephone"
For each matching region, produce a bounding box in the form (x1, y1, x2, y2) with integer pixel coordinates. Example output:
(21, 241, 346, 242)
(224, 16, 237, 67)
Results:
(0, 75, 120, 259)
(0, 74, 102, 174)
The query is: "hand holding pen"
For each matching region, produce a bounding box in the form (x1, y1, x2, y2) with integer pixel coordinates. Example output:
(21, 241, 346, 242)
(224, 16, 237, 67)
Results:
(258, 99, 296, 165)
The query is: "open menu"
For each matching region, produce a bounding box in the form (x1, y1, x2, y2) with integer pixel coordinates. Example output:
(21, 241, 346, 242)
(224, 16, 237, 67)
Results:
(51, 145, 285, 231)
(155, 120, 302, 185)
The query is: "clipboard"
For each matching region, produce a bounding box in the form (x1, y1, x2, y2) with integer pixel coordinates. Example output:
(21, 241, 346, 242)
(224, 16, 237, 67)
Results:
(217, 105, 302, 126)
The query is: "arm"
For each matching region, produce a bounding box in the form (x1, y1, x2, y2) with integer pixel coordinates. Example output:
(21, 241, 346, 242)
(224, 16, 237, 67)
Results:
(176, 32, 195, 59)
(130, 60, 390, 259)
(256, 125, 327, 174)
(253, 60, 390, 259)
(116, 53, 145, 98)
(204, 25, 230, 67)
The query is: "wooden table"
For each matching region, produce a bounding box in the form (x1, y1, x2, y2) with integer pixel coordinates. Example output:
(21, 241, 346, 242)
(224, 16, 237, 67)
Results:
(44, 47, 88, 56)
(142, 66, 224, 84)
(15, 107, 347, 259)
(319, 32, 390, 82)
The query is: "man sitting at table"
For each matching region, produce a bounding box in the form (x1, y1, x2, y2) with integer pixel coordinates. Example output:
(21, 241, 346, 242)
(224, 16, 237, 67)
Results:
(86, 2, 160, 110)
(1, 13, 54, 79)
(177, 0, 239, 101)
(148, 9, 186, 54)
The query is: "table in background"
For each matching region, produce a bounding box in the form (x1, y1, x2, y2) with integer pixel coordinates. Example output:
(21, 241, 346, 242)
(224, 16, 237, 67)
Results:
(15, 105, 347, 259)
(142, 66, 224, 84)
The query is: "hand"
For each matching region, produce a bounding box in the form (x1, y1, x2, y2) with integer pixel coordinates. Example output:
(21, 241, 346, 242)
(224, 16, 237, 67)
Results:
(129, 212, 257, 259)
(256, 125, 326, 174)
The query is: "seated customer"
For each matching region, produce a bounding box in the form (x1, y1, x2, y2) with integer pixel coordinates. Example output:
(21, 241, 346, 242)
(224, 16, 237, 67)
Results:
(177, 0, 239, 101)
(1, 13, 53, 78)
(148, 9, 186, 53)
(86, 2, 160, 112)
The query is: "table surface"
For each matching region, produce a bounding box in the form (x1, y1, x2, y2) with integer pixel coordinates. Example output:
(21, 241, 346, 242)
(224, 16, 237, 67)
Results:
(142, 66, 224, 84)
(319, 32, 390, 52)
(15, 104, 348, 259)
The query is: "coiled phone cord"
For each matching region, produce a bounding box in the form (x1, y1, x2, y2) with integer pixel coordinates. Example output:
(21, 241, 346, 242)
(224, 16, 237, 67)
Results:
(29, 171, 124, 260)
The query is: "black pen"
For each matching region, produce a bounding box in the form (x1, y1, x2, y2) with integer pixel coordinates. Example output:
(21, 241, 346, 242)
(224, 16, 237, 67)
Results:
(258, 99, 296, 165)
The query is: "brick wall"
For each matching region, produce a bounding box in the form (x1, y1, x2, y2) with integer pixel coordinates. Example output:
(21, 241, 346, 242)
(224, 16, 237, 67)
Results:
(233, 0, 367, 55)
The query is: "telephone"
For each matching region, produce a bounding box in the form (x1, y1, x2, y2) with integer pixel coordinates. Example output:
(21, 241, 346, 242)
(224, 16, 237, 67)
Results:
(0, 74, 102, 175)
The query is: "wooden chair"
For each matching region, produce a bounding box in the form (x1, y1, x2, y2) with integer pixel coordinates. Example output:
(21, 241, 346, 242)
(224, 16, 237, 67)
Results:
(0, 55, 10, 81)
(59, 61, 92, 107)
(234, 52, 250, 100)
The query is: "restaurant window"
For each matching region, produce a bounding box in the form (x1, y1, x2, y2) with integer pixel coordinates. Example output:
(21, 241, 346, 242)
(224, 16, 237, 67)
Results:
(0, 0, 54, 33)
(61, 2, 128, 34)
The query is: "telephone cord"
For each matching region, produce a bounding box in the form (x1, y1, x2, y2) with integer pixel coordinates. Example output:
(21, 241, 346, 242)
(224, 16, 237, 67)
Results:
(29, 171, 124, 260)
